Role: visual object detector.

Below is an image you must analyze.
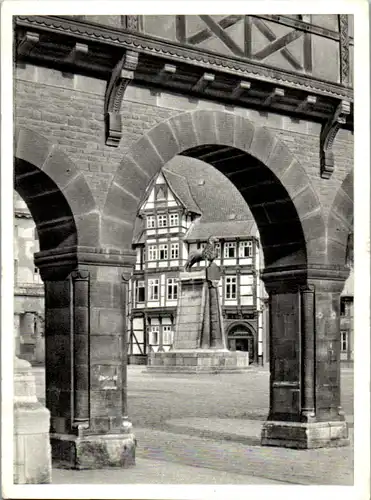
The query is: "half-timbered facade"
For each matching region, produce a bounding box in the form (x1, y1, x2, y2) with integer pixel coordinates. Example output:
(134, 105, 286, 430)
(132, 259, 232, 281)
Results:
(127, 156, 265, 364)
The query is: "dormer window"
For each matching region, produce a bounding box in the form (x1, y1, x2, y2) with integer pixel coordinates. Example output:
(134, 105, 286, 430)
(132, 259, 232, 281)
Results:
(157, 214, 167, 228)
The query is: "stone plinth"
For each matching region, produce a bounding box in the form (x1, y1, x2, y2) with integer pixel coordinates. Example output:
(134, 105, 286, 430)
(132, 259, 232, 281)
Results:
(148, 349, 250, 373)
(261, 420, 349, 449)
(147, 264, 250, 373)
(13, 357, 52, 484)
(51, 428, 136, 470)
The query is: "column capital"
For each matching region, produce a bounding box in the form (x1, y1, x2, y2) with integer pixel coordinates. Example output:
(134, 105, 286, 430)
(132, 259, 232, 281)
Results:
(35, 245, 136, 281)
(262, 264, 350, 293)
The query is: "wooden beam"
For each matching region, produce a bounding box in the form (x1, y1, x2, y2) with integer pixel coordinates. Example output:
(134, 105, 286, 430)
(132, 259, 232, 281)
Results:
(231, 81, 251, 99)
(65, 42, 88, 64)
(263, 88, 285, 106)
(192, 72, 215, 92)
(297, 95, 317, 112)
(155, 64, 176, 84)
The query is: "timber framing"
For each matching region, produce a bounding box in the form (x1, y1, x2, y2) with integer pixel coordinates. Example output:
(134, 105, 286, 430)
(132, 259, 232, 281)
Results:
(15, 15, 353, 134)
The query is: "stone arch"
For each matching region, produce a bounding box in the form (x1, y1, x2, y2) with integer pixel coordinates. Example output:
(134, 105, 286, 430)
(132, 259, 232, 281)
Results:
(226, 321, 257, 336)
(14, 127, 98, 261)
(327, 169, 353, 266)
(102, 110, 325, 269)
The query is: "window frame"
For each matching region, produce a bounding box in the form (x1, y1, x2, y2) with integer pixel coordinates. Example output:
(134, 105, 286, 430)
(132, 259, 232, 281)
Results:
(148, 279, 159, 301)
(167, 278, 178, 300)
(341, 330, 349, 352)
(136, 280, 145, 303)
(148, 245, 158, 261)
(146, 215, 156, 228)
(169, 213, 179, 227)
(239, 240, 253, 258)
(159, 244, 168, 260)
(162, 325, 173, 345)
(225, 276, 237, 300)
(149, 325, 159, 345)
(157, 214, 167, 228)
(170, 242, 179, 259)
(224, 242, 236, 259)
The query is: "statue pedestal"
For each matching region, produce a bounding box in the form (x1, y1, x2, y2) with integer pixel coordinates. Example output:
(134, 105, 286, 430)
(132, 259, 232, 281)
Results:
(147, 264, 250, 373)
(13, 357, 52, 483)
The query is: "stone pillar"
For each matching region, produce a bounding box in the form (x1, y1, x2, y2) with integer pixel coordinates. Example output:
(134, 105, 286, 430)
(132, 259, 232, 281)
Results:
(261, 266, 350, 449)
(14, 356, 51, 483)
(35, 247, 136, 469)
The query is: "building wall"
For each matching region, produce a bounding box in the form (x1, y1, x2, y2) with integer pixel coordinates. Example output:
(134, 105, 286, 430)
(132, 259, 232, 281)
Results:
(14, 192, 44, 364)
(15, 67, 353, 216)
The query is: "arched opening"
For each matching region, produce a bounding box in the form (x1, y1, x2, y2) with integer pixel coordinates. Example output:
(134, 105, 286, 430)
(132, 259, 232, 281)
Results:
(102, 110, 324, 272)
(102, 110, 349, 450)
(227, 322, 256, 363)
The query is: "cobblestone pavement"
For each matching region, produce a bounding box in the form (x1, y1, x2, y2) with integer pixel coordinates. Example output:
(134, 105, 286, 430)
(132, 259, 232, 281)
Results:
(34, 366, 354, 485)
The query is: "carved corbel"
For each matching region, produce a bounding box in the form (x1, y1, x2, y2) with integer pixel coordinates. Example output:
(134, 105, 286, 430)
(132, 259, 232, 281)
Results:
(320, 100, 351, 179)
(104, 50, 139, 147)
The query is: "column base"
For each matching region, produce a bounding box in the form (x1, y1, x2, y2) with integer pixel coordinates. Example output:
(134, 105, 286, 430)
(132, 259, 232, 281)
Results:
(261, 420, 350, 449)
(51, 432, 136, 470)
(147, 350, 250, 373)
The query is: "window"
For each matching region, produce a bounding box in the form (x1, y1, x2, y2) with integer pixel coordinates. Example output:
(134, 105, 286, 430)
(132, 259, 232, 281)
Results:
(157, 214, 167, 227)
(169, 213, 179, 227)
(225, 276, 237, 299)
(149, 326, 159, 345)
(215, 243, 221, 258)
(239, 241, 252, 258)
(224, 242, 236, 258)
(340, 298, 353, 317)
(163, 325, 173, 345)
(136, 280, 145, 303)
(156, 186, 166, 200)
(341, 331, 348, 352)
(167, 278, 178, 300)
(170, 243, 179, 259)
(148, 279, 159, 300)
(148, 245, 158, 261)
(146, 215, 155, 228)
(159, 244, 168, 260)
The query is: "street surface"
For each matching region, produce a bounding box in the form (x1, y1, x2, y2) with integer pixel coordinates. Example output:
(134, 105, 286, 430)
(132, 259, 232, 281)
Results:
(33, 366, 354, 485)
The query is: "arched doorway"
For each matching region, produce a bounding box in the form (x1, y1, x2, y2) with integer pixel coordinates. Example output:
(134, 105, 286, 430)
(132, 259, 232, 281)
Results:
(227, 323, 255, 364)
(102, 109, 350, 448)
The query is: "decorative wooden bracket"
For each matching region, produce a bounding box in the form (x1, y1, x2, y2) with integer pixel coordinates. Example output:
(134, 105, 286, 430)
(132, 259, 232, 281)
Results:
(192, 72, 215, 92)
(65, 42, 88, 64)
(296, 95, 317, 113)
(231, 80, 251, 99)
(320, 100, 351, 179)
(17, 31, 39, 57)
(104, 50, 139, 147)
(263, 87, 285, 106)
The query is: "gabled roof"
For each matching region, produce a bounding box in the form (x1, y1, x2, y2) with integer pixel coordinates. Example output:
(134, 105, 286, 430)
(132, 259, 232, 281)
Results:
(162, 169, 201, 215)
(133, 155, 259, 245)
(164, 156, 256, 224)
(184, 220, 257, 242)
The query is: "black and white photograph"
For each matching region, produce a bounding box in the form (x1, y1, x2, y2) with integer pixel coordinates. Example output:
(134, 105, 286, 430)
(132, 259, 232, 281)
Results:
(1, 2, 369, 499)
